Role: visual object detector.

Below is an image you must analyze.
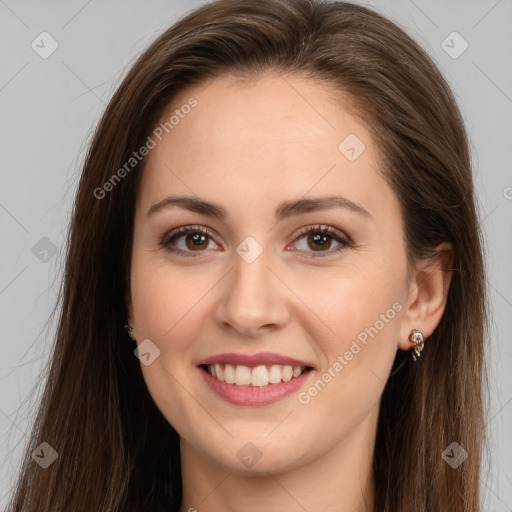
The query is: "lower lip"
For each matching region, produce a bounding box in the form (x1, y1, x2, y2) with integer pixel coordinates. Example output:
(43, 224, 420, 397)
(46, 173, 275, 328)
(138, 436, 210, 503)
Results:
(199, 367, 313, 406)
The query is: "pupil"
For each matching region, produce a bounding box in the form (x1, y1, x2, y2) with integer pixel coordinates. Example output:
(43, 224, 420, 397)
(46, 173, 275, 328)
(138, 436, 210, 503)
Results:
(187, 233, 208, 249)
(309, 233, 330, 251)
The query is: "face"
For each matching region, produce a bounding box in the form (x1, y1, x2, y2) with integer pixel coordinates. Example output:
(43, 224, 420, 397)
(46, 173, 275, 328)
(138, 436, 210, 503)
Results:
(127, 73, 411, 473)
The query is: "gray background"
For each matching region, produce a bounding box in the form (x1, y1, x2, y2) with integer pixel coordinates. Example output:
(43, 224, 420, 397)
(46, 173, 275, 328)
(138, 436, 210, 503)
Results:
(0, 0, 511, 509)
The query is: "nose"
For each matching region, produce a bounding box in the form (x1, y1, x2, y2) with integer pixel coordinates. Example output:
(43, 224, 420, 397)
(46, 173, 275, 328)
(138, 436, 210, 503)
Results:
(214, 247, 291, 338)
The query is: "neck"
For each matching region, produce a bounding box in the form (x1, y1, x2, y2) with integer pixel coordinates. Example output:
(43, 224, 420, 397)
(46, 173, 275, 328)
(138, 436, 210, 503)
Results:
(178, 410, 377, 512)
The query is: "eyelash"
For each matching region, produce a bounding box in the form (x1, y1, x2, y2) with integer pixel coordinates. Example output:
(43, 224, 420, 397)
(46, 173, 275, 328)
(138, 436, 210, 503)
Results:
(159, 224, 353, 259)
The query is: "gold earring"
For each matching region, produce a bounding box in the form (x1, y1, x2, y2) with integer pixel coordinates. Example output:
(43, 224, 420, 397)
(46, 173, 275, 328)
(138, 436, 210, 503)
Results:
(408, 328, 424, 362)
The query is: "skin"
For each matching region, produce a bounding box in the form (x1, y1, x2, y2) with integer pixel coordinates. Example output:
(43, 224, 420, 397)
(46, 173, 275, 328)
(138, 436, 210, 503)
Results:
(126, 73, 454, 512)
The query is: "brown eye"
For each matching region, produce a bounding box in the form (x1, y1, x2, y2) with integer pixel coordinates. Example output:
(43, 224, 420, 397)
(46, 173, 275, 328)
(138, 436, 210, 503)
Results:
(161, 226, 220, 257)
(290, 224, 352, 258)
(183, 232, 210, 251)
(305, 232, 334, 251)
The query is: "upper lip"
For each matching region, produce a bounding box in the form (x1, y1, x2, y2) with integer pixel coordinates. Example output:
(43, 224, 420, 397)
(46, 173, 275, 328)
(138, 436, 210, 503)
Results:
(198, 352, 314, 368)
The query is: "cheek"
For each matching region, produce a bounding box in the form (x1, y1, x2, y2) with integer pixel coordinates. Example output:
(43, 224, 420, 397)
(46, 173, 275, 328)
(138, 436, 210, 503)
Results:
(129, 259, 213, 432)
(302, 262, 404, 398)
(298, 260, 404, 344)
(295, 281, 402, 440)
(130, 256, 213, 347)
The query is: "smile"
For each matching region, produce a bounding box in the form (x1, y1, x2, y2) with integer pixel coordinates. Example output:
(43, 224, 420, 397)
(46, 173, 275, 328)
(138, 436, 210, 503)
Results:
(201, 363, 309, 387)
(197, 352, 315, 405)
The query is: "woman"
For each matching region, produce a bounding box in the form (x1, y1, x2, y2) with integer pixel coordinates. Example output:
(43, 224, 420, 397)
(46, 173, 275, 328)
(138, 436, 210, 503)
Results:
(7, 0, 488, 510)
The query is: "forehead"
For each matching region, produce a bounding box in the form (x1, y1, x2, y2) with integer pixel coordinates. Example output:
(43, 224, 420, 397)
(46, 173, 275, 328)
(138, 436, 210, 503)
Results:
(156, 73, 373, 162)
(137, 73, 393, 223)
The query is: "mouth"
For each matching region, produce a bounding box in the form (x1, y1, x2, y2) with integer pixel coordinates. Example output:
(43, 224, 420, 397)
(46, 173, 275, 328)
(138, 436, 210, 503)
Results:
(197, 352, 315, 405)
(199, 363, 313, 387)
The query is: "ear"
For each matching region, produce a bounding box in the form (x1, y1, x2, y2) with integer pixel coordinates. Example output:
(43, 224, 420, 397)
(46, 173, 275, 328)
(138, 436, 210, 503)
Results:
(398, 242, 455, 352)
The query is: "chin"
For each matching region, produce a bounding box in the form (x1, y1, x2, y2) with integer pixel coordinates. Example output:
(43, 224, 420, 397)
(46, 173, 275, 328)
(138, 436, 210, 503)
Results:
(196, 436, 313, 476)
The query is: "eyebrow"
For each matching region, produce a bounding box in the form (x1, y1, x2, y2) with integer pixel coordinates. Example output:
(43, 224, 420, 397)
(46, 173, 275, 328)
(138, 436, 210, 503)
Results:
(146, 195, 371, 221)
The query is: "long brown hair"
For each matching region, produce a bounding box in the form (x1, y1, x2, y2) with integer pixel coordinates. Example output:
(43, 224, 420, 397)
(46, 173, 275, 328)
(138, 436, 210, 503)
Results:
(7, 0, 488, 510)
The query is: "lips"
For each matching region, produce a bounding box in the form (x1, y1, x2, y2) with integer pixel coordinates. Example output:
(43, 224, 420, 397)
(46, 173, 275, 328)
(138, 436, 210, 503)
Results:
(197, 352, 315, 405)
(198, 351, 314, 368)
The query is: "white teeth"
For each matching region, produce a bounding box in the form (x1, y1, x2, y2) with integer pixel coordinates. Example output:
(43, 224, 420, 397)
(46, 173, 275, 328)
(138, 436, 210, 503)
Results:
(268, 365, 282, 384)
(235, 365, 251, 386)
(224, 364, 236, 384)
(206, 363, 307, 387)
(214, 363, 224, 381)
(251, 365, 269, 387)
(282, 365, 293, 382)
